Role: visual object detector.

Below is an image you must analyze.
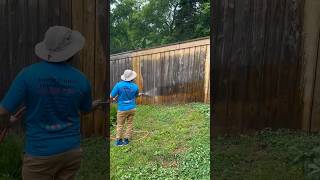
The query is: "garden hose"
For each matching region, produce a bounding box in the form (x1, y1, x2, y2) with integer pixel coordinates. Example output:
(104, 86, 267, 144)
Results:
(102, 98, 150, 142)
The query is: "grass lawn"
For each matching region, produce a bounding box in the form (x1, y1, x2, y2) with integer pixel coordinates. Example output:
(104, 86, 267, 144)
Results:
(0, 134, 107, 180)
(110, 103, 210, 180)
(213, 129, 320, 180)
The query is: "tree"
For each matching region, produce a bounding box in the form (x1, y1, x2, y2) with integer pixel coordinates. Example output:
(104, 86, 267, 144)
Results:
(110, 0, 210, 54)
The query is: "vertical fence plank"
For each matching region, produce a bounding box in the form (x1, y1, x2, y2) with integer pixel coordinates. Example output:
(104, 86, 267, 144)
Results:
(93, 0, 107, 136)
(0, 0, 9, 99)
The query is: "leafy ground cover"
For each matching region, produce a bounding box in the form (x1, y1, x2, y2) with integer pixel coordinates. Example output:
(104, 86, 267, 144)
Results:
(110, 103, 210, 180)
(213, 128, 320, 180)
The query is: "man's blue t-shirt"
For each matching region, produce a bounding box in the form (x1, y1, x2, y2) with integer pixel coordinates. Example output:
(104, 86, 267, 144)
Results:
(110, 81, 139, 111)
(0, 61, 92, 156)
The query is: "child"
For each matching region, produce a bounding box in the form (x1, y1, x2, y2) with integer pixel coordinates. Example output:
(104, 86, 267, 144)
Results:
(110, 69, 143, 146)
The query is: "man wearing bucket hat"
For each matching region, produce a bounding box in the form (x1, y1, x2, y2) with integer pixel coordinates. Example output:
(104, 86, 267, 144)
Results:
(110, 69, 143, 146)
(0, 26, 103, 180)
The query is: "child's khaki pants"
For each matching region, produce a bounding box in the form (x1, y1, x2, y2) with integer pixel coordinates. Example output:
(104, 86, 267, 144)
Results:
(116, 109, 136, 139)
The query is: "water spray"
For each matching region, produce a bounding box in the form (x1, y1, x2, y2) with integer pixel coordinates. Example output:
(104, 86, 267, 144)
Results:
(140, 87, 159, 97)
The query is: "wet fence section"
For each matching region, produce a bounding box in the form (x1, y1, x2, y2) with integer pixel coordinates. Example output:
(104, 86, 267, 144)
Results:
(212, 0, 306, 135)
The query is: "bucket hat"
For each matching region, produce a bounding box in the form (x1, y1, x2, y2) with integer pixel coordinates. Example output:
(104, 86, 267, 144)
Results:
(35, 26, 85, 62)
(121, 69, 137, 81)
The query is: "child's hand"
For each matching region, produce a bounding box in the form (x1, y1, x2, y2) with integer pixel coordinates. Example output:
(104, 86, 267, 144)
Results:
(110, 97, 117, 102)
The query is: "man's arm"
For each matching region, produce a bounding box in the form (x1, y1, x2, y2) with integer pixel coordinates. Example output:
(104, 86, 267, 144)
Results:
(79, 80, 94, 115)
(1, 69, 26, 114)
(80, 80, 107, 115)
(0, 69, 27, 120)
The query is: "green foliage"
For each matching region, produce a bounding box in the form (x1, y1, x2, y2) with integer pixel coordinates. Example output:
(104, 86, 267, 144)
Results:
(75, 137, 108, 180)
(190, 103, 210, 120)
(172, 0, 210, 41)
(293, 146, 320, 179)
(110, 0, 210, 54)
(110, 104, 118, 126)
(177, 133, 210, 179)
(110, 104, 210, 179)
(117, 164, 180, 180)
(213, 129, 320, 179)
(0, 134, 23, 180)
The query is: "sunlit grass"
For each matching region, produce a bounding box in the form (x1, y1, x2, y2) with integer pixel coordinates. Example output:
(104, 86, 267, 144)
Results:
(110, 104, 210, 180)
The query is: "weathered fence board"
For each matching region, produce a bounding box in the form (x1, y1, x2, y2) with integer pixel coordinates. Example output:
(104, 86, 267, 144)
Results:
(302, 0, 320, 132)
(110, 38, 210, 104)
(212, 0, 304, 135)
(0, 0, 107, 137)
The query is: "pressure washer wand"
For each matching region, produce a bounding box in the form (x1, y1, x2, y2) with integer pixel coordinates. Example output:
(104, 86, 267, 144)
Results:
(97, 97, 117, 105)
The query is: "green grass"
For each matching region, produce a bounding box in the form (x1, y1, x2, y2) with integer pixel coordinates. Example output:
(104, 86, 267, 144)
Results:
(0, 134, 23, 180)
(6, 104, 319, 179)
(0, 134, 107, 180)
(110, 103, 210, 180)
(110, 104, 117, 126)
(213, 129, 320, 180)
(75, 137, 107, 180)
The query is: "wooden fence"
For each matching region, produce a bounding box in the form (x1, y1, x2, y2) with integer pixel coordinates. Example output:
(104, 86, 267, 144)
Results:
(0, 0, 107, 137)
(212, 0, 320, 135)
(110, 37, 210, 104)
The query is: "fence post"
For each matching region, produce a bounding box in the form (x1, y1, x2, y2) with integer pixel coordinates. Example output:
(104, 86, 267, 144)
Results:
(204, 44, 210, 103)
(132, 56, 143, 104)
(301, 0, 320, 132)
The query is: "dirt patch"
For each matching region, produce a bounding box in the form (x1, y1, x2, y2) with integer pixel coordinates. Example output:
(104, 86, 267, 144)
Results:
(173, 146, 188, 155)
(162, 160, 178, 168)
(159, 147, 188, 168)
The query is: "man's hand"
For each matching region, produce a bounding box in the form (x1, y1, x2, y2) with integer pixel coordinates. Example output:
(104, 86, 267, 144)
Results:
(9, 106, 26, 124)
(138, 93, 145, 97)
(81, 99, 105, 115)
